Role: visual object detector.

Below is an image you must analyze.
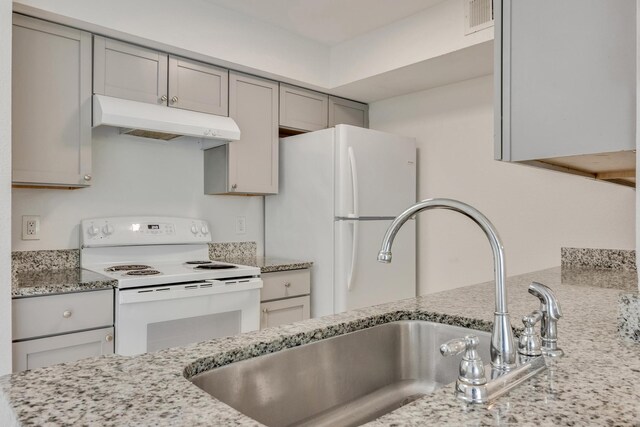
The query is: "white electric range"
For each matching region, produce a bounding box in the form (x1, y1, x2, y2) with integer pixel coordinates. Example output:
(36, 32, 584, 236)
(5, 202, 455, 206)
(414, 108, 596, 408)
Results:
(80, 216, 262, 356)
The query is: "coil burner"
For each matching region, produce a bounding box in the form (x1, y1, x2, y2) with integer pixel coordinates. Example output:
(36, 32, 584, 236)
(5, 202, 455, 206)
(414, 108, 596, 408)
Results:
(106, 264, 152, 272)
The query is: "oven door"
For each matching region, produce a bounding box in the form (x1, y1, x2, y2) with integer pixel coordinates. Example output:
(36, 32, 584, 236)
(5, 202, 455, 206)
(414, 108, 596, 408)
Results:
(115, 278, 261, 356)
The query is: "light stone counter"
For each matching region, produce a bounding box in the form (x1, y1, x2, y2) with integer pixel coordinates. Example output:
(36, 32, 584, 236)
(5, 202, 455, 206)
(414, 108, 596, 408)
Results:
(1, 266, 638, 426)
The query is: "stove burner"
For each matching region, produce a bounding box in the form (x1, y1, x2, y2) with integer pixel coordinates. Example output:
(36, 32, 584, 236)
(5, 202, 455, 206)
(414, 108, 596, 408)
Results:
(185, 261, 213, 265)
(125, 269, 161, 276)
(195, 264, 237, 270)
(106, 264, 152, 272)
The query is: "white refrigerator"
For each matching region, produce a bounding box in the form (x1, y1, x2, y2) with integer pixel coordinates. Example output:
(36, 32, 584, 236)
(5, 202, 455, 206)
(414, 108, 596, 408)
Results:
(265, 125, 416, 318)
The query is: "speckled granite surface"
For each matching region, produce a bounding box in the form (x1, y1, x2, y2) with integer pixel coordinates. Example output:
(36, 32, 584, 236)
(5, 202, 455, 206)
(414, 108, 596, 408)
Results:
(214, 256, 313, 273)
(1, 266, 639, 426)
(619, 293, 640, 342)
(11, 249, 115, 298)
(11, 249, 80, 275)
(561, 247, 637, 270)
(12, 269, 116, 298)
(208, 242, 257, 260)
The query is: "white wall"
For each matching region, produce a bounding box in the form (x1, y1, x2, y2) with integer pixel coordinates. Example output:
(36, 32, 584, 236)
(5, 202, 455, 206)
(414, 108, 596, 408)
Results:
(0, 0, 11, 375)
(330, 0, 492, 87)
(371, 75, 636, 295)
(12, 128, 264, 252)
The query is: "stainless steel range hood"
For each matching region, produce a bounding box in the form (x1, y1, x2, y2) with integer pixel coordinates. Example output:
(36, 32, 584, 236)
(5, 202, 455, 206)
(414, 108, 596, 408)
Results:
(93, 95, 240, 144)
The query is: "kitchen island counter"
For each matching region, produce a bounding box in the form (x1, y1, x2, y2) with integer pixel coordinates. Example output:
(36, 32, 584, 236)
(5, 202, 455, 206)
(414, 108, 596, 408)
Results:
(1, 266, 638, 426)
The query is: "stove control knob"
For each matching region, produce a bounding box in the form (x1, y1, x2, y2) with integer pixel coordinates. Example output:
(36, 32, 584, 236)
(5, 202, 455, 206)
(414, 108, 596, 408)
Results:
(201, 225, 209, 235)
(88, 225, 100, 237)
(102, 224, 114, 236)
(190, 225, 199, 235)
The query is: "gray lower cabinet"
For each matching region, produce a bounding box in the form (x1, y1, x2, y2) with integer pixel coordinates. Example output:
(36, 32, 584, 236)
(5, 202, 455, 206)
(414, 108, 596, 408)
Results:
(279, 83, 328, 132)
(12, 14, 92, 187)
(260, 270, 311, 329)
(168, 56, 229, 116)
(12, 289, 114, 372)
(13, 327, 114, 372)
(495, 0, 635, 183)
(328, 96, 369, 128)
(94, 36, 168, 105)
(205, 71, 279, 194)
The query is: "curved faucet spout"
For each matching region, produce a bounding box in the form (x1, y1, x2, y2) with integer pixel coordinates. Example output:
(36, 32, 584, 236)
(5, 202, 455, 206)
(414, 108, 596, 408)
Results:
(378, 198, 516, 370)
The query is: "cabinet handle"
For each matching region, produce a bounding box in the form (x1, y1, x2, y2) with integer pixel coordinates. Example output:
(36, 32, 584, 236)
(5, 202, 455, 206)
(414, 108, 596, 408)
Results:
(83, 175, 92, 181)
(62, 310, 72, 318)
(284, 282, 291, 288)
(262, 308, 269, 314)
(105, 334, 113, 342)
(231, 184, 237, 190)
(171, 96, 179, 104)
(160, 95, 168, 103)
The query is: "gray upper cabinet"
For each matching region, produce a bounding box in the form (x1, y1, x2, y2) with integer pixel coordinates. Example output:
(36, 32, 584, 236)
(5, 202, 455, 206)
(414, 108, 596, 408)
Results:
(12, 14, 92, 187)
(205, 72, 279, 195)
(328, 96, 369, 128)
(496, 1, 635, 165)
(168, 56, 229, 116)
(279, 83, 328, 132)
(94, 36, 168, 105)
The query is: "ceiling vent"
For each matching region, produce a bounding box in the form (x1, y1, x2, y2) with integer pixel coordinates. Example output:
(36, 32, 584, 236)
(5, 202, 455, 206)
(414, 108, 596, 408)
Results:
(464, 0, 494, 35)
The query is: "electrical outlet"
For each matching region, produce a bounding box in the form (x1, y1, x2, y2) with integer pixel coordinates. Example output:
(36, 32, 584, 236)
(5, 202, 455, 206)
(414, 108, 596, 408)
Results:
(22, 215, 40, 240)
(236, 216, 246, 234)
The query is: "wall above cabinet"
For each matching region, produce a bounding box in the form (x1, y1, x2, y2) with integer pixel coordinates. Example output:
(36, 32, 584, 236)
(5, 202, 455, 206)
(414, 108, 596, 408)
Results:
(495, 0, 636, 188)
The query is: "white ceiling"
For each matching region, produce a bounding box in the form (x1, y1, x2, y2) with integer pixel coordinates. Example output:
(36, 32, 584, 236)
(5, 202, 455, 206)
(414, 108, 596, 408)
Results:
(204, 0, 445, 46)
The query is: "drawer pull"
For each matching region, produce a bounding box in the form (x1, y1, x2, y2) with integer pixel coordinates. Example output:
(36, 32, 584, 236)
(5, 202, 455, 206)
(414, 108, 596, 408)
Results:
(62, 310, 72, 318)
(284, 282, 291, 288)
(105, 334, 114, 342)
(262, 308, 269, 314)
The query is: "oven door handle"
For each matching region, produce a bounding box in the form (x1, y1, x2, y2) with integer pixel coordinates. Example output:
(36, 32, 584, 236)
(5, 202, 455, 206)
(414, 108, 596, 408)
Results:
(118, 278, 262, 304)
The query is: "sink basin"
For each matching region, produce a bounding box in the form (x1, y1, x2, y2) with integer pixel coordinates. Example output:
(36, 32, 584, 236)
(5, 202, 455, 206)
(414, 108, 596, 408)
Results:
(190, 320, 490, 426)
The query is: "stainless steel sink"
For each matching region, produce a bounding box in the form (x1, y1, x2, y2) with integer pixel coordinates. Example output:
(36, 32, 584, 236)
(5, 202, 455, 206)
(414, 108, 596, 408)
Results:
(190, 320, 491, 427)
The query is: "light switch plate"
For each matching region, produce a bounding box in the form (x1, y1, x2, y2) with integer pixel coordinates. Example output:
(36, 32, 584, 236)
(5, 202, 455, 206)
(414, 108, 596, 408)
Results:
(22, 215, 40, 240)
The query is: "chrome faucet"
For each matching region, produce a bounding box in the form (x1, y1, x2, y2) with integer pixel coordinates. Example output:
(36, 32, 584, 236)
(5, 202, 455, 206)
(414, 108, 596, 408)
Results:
(377, 198, 517, 371)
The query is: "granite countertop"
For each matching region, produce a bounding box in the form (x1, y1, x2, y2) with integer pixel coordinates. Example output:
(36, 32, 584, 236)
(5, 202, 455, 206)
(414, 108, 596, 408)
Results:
(215, 256, 313, 273)
(11, 269, 116, 298)
(1, 266, 638, 426)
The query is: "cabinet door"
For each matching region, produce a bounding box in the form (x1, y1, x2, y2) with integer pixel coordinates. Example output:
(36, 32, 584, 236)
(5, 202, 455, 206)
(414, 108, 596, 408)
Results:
(260, 296, 310, 329)
(168, 56, 228, 116)
(228, 71, 279, 194)
(329, 96, 369, 128)
(94, 36, 168, 105)
(279, 84, 328, 132)
(12, 327, 114, 372)
(497, 0, 635, 161)
(12, 15, 92, 187)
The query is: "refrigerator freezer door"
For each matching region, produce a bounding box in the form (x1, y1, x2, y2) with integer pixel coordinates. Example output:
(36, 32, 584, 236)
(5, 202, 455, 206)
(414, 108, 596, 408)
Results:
(335, 125, 416, 218)
(334, 219, 416, 313)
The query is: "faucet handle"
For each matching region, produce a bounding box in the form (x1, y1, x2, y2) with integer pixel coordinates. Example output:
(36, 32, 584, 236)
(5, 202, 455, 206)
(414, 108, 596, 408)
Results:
(518, 310, 543, 357)
(440, 335, 487, 386)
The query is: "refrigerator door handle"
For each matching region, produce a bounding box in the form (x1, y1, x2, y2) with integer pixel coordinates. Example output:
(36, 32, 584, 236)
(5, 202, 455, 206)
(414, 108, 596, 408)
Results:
(347, 146, 359, 219)
(347, 221, 359, 291)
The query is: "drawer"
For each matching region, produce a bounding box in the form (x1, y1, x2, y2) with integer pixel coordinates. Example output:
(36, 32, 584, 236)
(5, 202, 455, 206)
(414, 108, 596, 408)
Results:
(261, 269, 310, 302)
(13, 327, 114, 372)
(13, 290, 114, 341)
(261, 296, 310, 329)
